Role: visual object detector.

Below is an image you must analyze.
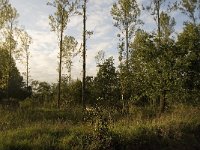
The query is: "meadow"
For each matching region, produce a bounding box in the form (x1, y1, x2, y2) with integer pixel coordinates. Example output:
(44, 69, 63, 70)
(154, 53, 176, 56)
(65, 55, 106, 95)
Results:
(0, 100, 200, 150)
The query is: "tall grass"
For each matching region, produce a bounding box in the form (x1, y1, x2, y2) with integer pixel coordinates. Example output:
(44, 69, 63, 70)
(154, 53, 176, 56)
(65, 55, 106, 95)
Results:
(0, 101, 200, 150)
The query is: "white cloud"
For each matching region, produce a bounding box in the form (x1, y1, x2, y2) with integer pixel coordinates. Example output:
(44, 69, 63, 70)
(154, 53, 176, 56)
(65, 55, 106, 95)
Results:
(35, 15, 51, 31)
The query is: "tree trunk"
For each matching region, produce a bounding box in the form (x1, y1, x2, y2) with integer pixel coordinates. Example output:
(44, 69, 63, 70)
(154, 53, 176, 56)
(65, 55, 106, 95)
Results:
(157, 0, 161, 43)
(156, 0, 165, 115)
(26, 52, 29, 89)
(125, 24, 129, 69)
(7, 22, 13, 100)
(82, 0, 86, 110)
(159, 91, 166, 115)
(58, 18, 64, 109)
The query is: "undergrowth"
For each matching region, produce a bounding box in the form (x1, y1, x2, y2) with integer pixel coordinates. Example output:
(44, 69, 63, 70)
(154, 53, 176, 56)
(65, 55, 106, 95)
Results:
(0, 102, 200, 150)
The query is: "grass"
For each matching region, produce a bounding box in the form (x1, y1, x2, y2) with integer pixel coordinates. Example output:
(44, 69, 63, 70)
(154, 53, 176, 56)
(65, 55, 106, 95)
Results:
(0, 101, 200, 150)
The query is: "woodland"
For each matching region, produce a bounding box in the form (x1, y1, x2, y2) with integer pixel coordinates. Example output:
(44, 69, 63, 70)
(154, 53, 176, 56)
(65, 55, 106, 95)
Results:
(0, 0, 200, 149)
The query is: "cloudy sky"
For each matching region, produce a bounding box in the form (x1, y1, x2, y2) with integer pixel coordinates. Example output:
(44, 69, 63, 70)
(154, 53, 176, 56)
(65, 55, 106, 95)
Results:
(9, 0, 185, 83)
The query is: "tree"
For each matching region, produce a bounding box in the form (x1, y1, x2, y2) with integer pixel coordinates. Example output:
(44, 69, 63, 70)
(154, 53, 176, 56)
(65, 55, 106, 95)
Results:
(48, 0, 77, 108)
(111, 0, 140, 113)
(82, 0, 87, 109)
(62, 35, 77, 82)
(0, 47, 9, 92)
(160, 12, 176, 42)
(30, 80, 52, 105)
(95, 50, 105, 67)
(179, 0, 200, 24)
(18, 30, 32, 89)
(176, 23, 200, 103)
(94, 57, 120, 107)
(0, 0, 9, 29)
(131, 18, 178, 113)
(130, 30, 157, 106)
(0, 48, 27, 100)
(145, 0, 176, 114)
(2, 2, 20, 99)
(111, 0, 140, 68)
(0, 1, 32, 101)
(61, 78, 82, 106)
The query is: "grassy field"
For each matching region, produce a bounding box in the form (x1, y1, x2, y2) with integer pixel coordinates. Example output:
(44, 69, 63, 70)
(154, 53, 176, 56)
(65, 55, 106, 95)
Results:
(0, 101, 200, 150)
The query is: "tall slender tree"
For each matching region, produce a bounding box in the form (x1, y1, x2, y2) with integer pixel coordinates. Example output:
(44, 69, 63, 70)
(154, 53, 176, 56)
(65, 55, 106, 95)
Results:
(111, 0, 140, 69)
(145, 0, 168, 114)
(48, 0, 77, 108)
(146, 0, 166, 43)
(82, 0, 87, 109)
(18, 30, 32, 89)
(111, 0, 140, 113)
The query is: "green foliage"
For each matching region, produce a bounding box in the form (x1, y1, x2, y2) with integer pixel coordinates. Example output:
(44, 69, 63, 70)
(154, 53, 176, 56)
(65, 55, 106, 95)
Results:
(111, 0, 141, 106)
(48, 0, 78, 33)
(160, 12, 176, 40)
(61, 79, 82, 106)
(31, 81, 53, 106)
(83, 106, 114, 150)
(94, 57, 120, 106)
(176, 23, 200, 103)
(0, 48, 9, 89)
(129, 20, 200, 111)
(0, 47, 28, 100)
(62, 36, 78, 81)
(111, 0, 140, 33)
(0, 0, 31, 101)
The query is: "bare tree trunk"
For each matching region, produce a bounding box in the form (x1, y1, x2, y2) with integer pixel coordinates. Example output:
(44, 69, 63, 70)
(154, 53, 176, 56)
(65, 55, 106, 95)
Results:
(58, 17, 64, 109)
(125, 24, 129, 69)
(157, 0, 161, 43)
(82, 0, 86, 110)
(26, 52, 29, 89)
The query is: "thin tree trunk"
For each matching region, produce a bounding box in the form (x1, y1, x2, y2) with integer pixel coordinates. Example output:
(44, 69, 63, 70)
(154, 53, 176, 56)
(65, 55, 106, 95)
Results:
(7, 22, 13, 100)
(58, 36, 62, 109)
(58, 14, 64, 109)
(156, 0, 165, 114)
(159, 91, 166, 115)
(82, 0, 86, 110)
(125, 24, 129, 69)
(68, 62, 72, 83)
(157, 0, 161, 44)
(26, 52, 29, 89)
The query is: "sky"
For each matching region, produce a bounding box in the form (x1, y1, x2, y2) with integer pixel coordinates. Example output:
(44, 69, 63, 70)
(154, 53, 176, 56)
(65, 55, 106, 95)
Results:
(9, 0, 186, 83)
(9, 0, 121, 83)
